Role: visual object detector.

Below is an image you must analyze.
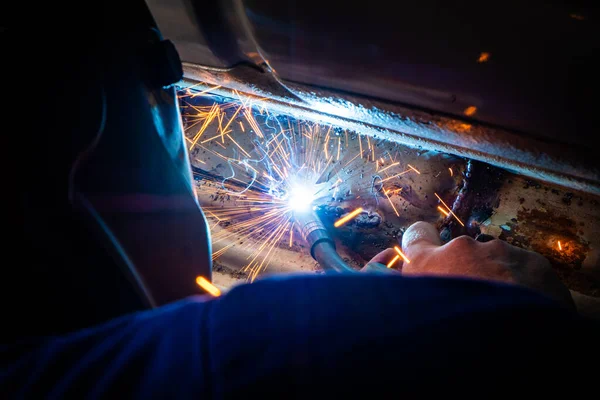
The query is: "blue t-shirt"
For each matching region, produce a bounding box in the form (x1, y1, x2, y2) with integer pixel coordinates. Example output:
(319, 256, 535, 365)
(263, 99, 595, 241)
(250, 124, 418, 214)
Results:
(1, 274, 597, 398)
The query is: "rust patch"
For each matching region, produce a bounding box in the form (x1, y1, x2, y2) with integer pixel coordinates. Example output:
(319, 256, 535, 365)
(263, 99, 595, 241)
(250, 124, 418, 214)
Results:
(499, 208, 598, 297)
(213, 262, 249, 280)
(441, 160, 505, 239)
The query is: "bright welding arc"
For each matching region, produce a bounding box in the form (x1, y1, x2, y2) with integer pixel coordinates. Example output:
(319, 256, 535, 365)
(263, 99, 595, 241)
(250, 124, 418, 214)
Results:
(182, 88, 426, 281)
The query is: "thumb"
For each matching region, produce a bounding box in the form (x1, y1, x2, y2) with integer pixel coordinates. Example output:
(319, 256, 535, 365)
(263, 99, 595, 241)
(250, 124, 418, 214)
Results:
(401, 221, 442, 261)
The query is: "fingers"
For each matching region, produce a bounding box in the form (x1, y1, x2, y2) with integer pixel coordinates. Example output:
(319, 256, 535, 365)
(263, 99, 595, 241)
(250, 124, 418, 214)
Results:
(401, 221, 442, 260)
(361, 262, 400, 274)
(367, 248, 397, 265)
(363, 248, 405, 273)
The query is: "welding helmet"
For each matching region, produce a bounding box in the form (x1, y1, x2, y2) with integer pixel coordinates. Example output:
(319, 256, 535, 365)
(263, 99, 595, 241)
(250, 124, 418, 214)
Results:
(3, 0, 211, 338)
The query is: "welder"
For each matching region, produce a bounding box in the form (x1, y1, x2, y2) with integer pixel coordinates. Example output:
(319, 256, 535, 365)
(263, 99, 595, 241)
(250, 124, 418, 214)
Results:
(2, 2, 598, 398)
(4, 93, 599, 397)
(2, 219, 598, 397)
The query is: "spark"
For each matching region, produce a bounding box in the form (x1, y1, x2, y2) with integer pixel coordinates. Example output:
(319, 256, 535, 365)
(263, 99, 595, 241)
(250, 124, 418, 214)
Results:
(194, 85, 222, 96)
(558, 241, 562, 250)
(371, 139, 376, 162)
(202, 132, 227, 144)
(267, 130, 285, 146)
(226, 134, 251, 158)
(243, 108, 264, 138)
(212, 242, 236, 260)
(359, 134, 363, 159)
(188, 104, 220, 150)
(393, 246, 411, 264)
(181, 88, 430, 281)
(378, 162, 400, 174)
(205, 209, 222, 230)
(407, 164, 421, 174)
(381, 169, 412, 183)
(220, 105, 244, 137)
(387, 255, 400, 268)
(464, 106, 477, 117)
(242, 220, 291, 281)
(477, 52, 490, 63)
(437, 206, 450, 217)
(334, 207, 364, 228)
(218, 110, 225, 142)
(344, 151, 364, 167)
(383, 186, 400, 217)
(196, 276, 221, 297)
(434, 193, 465, 226)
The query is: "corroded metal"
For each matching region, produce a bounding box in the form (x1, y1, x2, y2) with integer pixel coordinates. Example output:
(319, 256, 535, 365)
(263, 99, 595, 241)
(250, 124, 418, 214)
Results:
(181, 63, 600, 195)
(179, 83, 600, 313)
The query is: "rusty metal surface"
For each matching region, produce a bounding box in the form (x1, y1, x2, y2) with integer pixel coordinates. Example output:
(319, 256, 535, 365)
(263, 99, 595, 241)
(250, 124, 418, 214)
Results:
(181, 64, 600, 194)
(148, 0, 600, 146)
(484, 176, 600, 297)
(180, 88, 600, 304)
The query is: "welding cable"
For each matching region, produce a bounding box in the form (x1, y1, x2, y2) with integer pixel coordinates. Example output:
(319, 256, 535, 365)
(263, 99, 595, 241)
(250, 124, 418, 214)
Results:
(312, 241, 356, 273)
(295, 211, 355, 273)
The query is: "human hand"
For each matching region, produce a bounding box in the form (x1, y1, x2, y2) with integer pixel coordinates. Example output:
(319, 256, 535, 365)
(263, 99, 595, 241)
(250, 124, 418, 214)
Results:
(365, 221, 574, 309)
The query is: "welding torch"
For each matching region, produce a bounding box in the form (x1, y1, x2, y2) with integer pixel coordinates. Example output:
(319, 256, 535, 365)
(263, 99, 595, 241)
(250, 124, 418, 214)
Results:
(295, 210, 394, 274)
(295, 210, 355, 273)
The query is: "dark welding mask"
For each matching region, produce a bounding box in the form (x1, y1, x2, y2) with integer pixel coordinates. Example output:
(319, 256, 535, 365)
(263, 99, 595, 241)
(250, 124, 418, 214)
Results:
(3, 1, 211, 338)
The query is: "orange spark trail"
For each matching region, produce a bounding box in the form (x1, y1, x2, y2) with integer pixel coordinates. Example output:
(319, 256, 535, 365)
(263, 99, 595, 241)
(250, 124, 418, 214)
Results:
(344, 151, 364, 167)
(434, 193, 465, 226)
(359, 134, 363, 159)
(190, 85, 222, 97)
(407, 164, 421, 174)
(334, 207, 364, 227)
(381, 169, 411, 183)
(196, 276, 221, 297)
(477, 52, 490, 63)
(383, 186, 400, 217)
(464, 106, 477, 116)
(182, 88, 434, 281)
(438, 206, 450, 217)
(378, 162, 400, 174)
(188, 104, 219, 150)
(387, 255, 400, 268)
(226, 134, 251, 158)
(394, 246, 411, 264)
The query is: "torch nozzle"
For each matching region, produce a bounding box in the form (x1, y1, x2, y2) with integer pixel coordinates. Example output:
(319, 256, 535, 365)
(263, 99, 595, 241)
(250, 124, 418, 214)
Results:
(295, 210, 355, 273)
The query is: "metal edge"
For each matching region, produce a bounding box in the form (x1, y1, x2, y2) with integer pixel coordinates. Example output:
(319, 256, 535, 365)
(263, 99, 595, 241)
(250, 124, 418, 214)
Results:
(180, 62, 600, 195)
